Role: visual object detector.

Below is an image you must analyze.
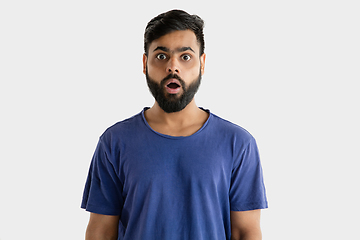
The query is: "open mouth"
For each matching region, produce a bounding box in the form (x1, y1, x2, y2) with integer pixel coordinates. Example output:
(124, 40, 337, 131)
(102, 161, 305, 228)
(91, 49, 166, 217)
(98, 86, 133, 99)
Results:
(167, 82, 180, 89)
(165, 79, 181, 94)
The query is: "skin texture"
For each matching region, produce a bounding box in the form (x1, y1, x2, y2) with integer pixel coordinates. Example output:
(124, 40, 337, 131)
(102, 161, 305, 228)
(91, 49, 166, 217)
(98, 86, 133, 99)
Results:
(85, 213, 119, 240)
(84, 30, 263, 240)
(230, 210, 262, 240)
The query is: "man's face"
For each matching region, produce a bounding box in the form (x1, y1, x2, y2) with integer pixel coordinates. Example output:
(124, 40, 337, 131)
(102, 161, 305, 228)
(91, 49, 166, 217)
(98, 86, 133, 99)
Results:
(143, 30, 206, 113)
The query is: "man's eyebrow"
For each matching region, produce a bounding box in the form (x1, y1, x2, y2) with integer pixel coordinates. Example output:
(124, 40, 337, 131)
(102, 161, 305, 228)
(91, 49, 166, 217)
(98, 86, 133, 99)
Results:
(153, 46, 195, 53)
(153, 46, 170, 52)
(177, 47, 195, 53)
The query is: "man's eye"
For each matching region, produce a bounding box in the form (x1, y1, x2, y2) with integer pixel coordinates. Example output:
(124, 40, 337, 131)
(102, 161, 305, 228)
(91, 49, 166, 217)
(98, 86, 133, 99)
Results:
(182, 54, 191, 61)
(156, 54, 167, 60)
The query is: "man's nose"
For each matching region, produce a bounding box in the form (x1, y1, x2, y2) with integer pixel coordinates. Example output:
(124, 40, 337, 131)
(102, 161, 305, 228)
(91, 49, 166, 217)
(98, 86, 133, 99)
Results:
(166, 58, 180, 74)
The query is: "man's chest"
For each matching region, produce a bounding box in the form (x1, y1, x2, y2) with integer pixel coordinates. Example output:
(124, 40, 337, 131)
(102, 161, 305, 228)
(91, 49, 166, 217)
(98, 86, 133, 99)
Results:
(118, 138, 234, 196)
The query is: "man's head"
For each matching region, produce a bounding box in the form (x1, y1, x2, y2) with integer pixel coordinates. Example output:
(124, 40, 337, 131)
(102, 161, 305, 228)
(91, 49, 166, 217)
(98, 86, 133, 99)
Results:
(144, 10, 205, 57)
(143, 10, 206, 113)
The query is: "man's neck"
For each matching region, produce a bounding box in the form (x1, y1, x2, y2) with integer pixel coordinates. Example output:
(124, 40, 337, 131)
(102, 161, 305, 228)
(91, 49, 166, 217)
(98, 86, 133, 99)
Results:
(144, 100, 209, 137)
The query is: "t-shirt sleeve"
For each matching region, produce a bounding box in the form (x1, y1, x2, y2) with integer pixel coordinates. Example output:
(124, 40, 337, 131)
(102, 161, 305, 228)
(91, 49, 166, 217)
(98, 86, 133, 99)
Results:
(229, 137, 268, 211)
(81, 138, 123, 215)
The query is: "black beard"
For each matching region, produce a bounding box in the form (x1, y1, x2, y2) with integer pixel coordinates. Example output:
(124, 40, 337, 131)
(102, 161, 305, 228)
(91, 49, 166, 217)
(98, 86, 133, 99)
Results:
(146, 69, 202, 113)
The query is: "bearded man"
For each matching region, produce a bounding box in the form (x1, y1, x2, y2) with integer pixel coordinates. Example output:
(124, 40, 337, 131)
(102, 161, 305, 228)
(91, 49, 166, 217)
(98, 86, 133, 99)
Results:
(81, 9, 268, 240)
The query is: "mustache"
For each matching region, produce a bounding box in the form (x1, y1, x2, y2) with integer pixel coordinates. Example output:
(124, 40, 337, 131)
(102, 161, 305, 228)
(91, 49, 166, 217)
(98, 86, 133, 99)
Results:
(161, 74, 185, 86)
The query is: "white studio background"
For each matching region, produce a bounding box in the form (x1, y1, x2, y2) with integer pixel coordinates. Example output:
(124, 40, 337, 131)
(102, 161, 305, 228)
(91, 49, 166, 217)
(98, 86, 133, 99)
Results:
(0, 1, 359, 239)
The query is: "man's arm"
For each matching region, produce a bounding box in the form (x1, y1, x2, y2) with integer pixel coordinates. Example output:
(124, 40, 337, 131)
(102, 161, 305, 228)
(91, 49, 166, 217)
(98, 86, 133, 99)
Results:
(230, 210, 262, 240)
(85, 213, 120, 240)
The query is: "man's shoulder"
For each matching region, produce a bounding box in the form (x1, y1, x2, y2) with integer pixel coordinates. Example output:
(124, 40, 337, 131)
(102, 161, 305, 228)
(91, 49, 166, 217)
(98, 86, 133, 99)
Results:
(211, 113, 252, 134)
(100, 110, 144, 140)
(209, 113, 255, 142)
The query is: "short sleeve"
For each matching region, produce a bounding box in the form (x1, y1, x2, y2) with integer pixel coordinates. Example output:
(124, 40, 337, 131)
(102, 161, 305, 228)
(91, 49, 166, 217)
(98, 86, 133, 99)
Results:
(81, 138, 123, 215)
(229, 137, 268, 211)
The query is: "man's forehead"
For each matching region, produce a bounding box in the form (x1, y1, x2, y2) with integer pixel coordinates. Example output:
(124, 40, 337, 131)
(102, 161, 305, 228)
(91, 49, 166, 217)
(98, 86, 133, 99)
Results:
(149, 30, 199, 53)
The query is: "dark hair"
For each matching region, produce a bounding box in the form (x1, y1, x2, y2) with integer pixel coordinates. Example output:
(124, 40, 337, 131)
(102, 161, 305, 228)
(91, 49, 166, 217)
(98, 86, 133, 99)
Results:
(144, 9, 205, 56)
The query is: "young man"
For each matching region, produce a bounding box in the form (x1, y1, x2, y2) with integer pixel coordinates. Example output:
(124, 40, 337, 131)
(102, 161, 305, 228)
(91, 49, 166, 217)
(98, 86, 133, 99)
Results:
(81, 10, 268, 240)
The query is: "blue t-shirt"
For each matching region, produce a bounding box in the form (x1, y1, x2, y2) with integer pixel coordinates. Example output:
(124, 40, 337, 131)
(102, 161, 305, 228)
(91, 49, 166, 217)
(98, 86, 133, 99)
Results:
(81, 108, 267, 240)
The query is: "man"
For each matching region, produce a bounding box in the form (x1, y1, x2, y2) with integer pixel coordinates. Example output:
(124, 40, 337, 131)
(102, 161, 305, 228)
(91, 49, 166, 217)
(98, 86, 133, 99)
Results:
(81, 9, 268, 240)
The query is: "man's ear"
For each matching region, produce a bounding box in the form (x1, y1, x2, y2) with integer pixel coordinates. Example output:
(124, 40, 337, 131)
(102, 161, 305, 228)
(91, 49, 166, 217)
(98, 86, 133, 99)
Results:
(143, 54, 147, 74)
(200, 53, 206, 76)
